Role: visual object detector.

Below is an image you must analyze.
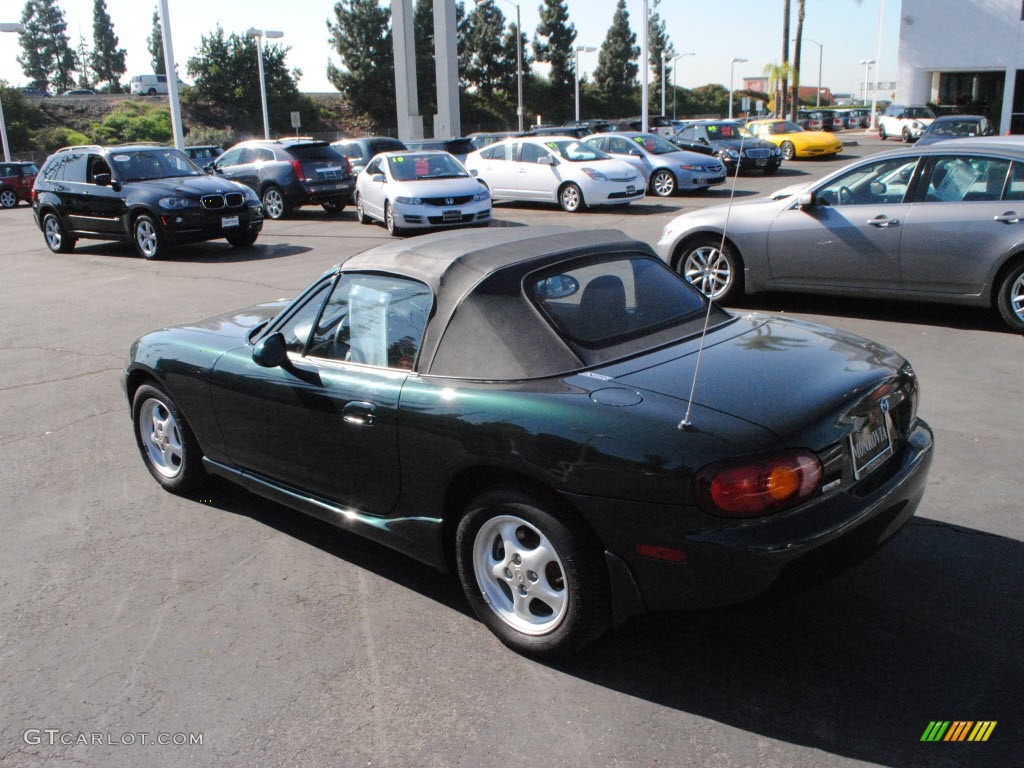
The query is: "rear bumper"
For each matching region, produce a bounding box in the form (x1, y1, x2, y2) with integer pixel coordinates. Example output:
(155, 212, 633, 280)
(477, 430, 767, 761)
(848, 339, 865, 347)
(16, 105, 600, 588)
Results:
(567, 419, 933, 617)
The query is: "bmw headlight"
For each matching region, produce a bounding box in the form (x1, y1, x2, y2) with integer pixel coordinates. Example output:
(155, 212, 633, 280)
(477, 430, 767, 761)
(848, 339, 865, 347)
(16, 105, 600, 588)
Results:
(473, 189, 489, 202)
(158, 197, 196, 210)
(242, 188, 260, 204)
(725, 149, 740, 159)
(394, 196, 422, 205)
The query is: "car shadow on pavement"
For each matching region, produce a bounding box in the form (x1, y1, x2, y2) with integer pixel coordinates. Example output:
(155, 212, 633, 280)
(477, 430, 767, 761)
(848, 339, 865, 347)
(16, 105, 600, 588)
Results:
(69, 241, 313, 263)
(734, 293, 1009, 333)
(555, 517, 1022, 768)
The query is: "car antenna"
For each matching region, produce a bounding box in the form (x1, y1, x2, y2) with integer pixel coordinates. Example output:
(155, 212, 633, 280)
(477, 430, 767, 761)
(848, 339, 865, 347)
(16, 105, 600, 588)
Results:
(678, 125, 748, 431)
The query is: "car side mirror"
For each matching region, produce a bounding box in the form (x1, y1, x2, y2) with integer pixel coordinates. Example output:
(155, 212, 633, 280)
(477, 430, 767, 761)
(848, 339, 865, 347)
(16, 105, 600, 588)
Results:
(699, 137, 710, 144)
(94, 172, 111, 186)
(371, 173, 385, 183)
(628, 148, 642, 156)
(798, 191, 817, 208)
(538, 156, 554, 165)
(470, 168, 479, 177)
(869, 181, 887, 196)
(252, 332, 289, 368)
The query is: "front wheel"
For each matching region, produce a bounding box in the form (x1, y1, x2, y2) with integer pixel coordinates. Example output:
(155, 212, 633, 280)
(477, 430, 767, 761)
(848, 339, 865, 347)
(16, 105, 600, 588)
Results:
(677, 236, 743, 303)
(650, 169, 677, 197)
(764, 162, 780, 175)
(132, 383, 206, 493)
(384, 201, 403, 236)
(780, 141, 796, 160)
(355, 192, 370, 224)
(132, 214, 165, 259)
(559, 182, 584, 212)
(878, 125, 888, 141)
(456, 489, 609, 657)
(996, 261, 1024, 332)
(225, 228, 259, 248)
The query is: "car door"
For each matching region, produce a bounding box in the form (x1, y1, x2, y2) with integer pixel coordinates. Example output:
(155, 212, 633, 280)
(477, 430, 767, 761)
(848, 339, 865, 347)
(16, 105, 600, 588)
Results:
(604, 136, 648, 180)
(766, 155, 920, 291)
(474, 142, 516, 198)
(516, 142, 558, 200)
(210, 273, 433, 514)
(213, 147, 255, 189)
(898, 154, 1018, 295)
(78, 153, 125, 234)
(360, 156, 387, 219)
(50, 150, 93, 234)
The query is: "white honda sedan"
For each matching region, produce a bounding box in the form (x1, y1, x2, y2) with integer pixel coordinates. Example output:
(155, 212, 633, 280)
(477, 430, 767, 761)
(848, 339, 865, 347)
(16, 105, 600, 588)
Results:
(354, 151, 491, 236)
(462, 136, 644, 212)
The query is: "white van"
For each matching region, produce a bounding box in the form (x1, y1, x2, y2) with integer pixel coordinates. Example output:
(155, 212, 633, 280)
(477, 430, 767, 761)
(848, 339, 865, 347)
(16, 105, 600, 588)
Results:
(130, 74, 169, 96)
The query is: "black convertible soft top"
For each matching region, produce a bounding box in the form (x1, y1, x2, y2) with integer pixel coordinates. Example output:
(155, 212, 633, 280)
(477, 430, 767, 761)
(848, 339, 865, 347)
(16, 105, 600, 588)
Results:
(341, 226, 673, 380)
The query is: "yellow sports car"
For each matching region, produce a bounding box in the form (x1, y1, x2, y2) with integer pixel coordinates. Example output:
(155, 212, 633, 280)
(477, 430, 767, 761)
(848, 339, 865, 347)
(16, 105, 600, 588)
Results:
(747, 119, 842, 160)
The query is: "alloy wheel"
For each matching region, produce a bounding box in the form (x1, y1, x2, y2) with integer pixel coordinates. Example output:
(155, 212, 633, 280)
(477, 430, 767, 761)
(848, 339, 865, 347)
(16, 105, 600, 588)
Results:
(684, 244, 732, 300)
(44, 216, 63, 250)
(0, 190, 16, 208)
(138, 398, 184, 479)
(262, 188, 285, 219)
(1010, 272, 1024, 323)
(135, 218, 159, 258)
(651, 170, 676, 197)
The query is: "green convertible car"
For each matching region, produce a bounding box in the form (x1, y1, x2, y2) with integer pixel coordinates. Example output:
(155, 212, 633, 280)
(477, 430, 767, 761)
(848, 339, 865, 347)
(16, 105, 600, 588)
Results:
(125, 226, 933, 656)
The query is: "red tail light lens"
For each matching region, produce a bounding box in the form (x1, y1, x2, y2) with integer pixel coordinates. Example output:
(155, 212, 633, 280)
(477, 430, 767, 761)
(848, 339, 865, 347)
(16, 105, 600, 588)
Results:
(693, 450, 823, 518)
(290, 159, 306, 182)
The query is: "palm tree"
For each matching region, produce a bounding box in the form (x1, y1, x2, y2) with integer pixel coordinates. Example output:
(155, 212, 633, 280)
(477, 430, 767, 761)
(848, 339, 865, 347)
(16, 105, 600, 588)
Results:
(763, 61, 791, 118)
(789, 0, 805, 121)
(780, 0, 790, 118)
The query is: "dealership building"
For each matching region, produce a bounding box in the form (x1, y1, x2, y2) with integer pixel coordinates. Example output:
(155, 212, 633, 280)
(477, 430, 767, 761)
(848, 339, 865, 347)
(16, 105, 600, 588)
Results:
(898, 0, 1024, 132)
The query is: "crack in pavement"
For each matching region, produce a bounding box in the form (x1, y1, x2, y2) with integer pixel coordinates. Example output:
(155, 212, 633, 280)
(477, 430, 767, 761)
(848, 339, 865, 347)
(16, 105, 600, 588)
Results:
(0, 367, 123, 393)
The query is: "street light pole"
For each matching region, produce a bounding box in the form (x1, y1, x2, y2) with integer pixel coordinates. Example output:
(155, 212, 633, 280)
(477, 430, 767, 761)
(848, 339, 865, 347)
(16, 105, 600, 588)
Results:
(247, 28, 284, 141)
(860, 58, 875, 108)
(670, 52, 694, 121)
(729, 57, 748, 120)
(157, 0, 184, 150)
(0, 22, 25, 162)
(574, 45, 596, 122)
(661, 52, 668, 117)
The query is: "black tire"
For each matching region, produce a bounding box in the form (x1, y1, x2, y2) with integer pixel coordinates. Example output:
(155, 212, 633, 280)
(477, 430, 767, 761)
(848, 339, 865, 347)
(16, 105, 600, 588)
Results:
(649, 169, 677, 197)
(558, 182, 585, 212)
(147, 88, 157, 96)
(42, 211, 76, 253)
(902, 128, 913, 143)
(322, 201, 345, 216)
(355, 193, 370, 224)
(996, 261, 1024, 332)
(261, 186, 288, 220)
(763, 162, 780, 175)
(455, 488, 609, 657)
(0, 188, 17, 208)
(675, 235, 744, 303)
(878, 125, 888, 141)
(132, 213, 165, 260)
(132, 383, 206, 493)
(781, 141, 796, 160)
(225, 228, 259, 248)
(384, 201, 403, 236)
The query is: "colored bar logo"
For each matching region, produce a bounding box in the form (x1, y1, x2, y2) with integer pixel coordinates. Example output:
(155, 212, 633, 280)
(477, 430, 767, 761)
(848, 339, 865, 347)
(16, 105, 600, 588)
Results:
(921, 721, 997, 742)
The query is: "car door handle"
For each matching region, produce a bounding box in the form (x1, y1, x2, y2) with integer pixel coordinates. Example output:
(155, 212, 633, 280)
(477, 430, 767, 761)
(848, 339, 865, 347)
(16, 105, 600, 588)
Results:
(867, 215, 899, 227)
(343, 401, 375, 426)
(993, 211, 1021, 224)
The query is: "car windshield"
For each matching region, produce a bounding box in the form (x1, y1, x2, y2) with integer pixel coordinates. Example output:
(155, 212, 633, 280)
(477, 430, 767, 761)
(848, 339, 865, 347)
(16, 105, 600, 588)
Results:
(930, 120, 982, 136)
(109, 149, 204, 181)
(387, 153, 468, 180)
(765, 121, 804, 134)
(528, 253, 706, 347)
(703, 123, 756, 140)
(543, 140, 610, 161)
(906, 107, 936, 119)
(629, 134, 683, 155)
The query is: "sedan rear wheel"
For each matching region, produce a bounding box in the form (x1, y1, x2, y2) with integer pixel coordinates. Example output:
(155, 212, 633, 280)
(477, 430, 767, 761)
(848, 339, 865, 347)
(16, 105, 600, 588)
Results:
(559, 182, 584, 212)
(456, 489, 609, 657)
(780, 141, 796, 160)
(132, 214, 164, 260)
(0, 189, 17, 208)
(132, 383, 205, 493)
(650, 169, 677, 197)
(996, 262, 1024, 331)
(42, 212, 76, 253)
(679, 236, 743, 303)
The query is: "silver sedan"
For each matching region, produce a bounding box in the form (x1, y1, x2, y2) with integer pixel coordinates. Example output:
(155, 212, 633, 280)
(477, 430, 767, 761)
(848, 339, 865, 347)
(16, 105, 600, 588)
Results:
(583, 132, 726, 196)
(655, 138, 1024, 331)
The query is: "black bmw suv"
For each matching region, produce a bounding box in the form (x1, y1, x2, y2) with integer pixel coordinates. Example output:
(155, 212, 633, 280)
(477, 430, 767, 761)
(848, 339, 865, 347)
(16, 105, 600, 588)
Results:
(32, 144, 263, 259)
(210, 139, 354, 219)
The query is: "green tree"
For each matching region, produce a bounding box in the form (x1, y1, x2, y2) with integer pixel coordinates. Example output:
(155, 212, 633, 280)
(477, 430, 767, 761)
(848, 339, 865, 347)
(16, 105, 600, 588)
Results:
(462, 1, 509, 99)
(0, 83, 41, 151)
(17, 0, 78, 93)
(91, 0, 126, 92)
(327, 0, 395, 123)
(647, 9, 672, 113)
(499, 21, 531, 98)
(534, 0, 576, 105)
(185, 26, 308, 133)
(148, 9, 165, 75)
(592, 0, 639, 114)
(763, 61, 791, 117)
(75, 34, 93, 89)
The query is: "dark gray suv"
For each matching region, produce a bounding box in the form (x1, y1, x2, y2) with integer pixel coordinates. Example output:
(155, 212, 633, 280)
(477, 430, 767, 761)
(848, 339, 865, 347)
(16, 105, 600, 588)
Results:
(211, 139, 355, 219)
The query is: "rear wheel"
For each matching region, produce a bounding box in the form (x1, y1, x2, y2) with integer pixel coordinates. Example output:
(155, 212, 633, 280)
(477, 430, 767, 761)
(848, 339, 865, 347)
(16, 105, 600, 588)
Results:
(650, 169, 677, 197)
(677, 235, 743, 303)
(456, 488, 609, 657)
(322, 201, 344, 216)
(132, 214, 165, 259)
(0, 188, 17, 208)
(781, 141, 796, 160)
(996, 261, 1024, 332)
(132, 383, 206, 493)
(42, 212, 75, 253)
(559, 182, 584, 212)
(261, 186, 287, 220)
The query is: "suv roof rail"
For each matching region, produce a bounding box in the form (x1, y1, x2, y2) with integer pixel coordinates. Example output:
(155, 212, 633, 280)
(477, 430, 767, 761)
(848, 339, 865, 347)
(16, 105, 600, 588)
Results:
(56, 145, 104, 153)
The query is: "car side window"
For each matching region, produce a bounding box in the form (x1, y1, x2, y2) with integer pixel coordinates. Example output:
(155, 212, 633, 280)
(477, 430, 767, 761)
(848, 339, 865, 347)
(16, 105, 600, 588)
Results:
(279, 282, 332, 355)
(56, 152, 88, 183)
(217, 148, 244, 167)
(923, 156, 1011, 203)
(305, 274, 432, 370)
(520, 143, 549, 164)
(1003, 162, 1024, 200)
(815, 157, 920, 206)
(87, 154, 111, 183)
(607, 137, 634, 154)
(253, 147, 275, 162)
(365, 157, 382, 175)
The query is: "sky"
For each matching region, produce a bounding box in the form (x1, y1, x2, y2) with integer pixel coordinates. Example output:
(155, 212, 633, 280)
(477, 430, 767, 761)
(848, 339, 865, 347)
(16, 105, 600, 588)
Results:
(0, 0, 903, 100)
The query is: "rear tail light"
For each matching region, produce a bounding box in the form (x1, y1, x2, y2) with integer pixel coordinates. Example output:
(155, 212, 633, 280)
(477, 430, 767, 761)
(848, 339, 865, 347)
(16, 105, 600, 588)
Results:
(693, 449, 823, 518)
(343, 157, 353, 176)
(290, 159, 307, 182)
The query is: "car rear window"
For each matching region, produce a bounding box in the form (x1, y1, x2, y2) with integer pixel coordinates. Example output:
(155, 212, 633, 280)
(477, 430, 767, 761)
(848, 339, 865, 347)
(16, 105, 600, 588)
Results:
(288, 144, 345, 163)
(528, 254, 706, 347)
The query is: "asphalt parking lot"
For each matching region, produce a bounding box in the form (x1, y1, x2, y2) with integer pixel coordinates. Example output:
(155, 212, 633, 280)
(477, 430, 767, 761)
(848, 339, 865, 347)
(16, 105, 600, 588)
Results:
(1, 137, 1020, 768)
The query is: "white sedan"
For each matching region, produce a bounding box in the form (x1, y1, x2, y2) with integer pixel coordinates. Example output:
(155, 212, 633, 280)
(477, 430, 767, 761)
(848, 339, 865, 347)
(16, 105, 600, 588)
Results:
(462, 136, 644, 212)
(354, 151, 491, 236)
